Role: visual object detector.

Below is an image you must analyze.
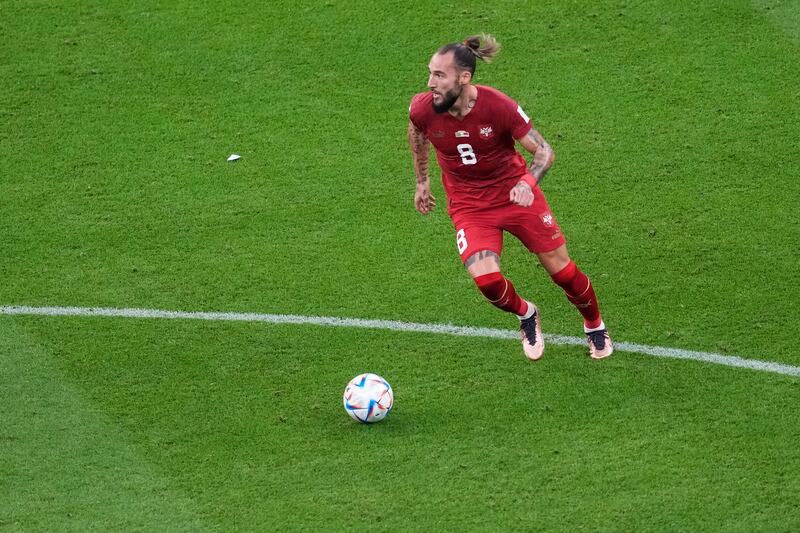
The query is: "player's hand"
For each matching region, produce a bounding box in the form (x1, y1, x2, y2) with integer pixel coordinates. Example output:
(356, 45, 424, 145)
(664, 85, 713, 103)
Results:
(509, 179, 534, 207)
(415, 183, 437, 214)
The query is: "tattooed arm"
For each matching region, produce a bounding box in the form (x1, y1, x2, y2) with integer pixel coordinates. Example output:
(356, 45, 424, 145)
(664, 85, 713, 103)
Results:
(509, 128, 555, 207)
(518, 128, 555, 184)
(408, 120, 437, 214)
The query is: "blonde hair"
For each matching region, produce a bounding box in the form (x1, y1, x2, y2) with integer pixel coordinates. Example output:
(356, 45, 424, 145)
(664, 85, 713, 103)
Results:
(462, 34, 501, 63)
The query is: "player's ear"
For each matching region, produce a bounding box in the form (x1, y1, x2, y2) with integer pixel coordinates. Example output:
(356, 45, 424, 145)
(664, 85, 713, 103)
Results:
(459, 70, 472, 85)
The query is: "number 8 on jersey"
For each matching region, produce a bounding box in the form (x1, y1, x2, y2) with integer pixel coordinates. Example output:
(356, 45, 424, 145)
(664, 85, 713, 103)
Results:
(457, 143, 477, 165)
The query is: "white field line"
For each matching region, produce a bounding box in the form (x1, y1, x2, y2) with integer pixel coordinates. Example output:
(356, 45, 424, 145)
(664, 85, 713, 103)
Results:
(1, 305, 798, 378)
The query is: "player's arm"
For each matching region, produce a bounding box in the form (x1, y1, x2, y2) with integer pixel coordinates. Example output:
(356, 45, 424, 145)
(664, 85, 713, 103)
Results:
(509, 128, 555, 207)
(518, 128, 555, 184)
(408, 120, 437, 214)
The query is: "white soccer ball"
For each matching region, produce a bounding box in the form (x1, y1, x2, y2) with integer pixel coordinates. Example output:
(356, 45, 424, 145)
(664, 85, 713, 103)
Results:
(343, 373, 393, 423)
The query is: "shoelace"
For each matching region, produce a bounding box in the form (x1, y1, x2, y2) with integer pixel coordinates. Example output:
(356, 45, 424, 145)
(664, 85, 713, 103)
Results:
(520, 313, 538, 345)
(587, 329, 607, 350)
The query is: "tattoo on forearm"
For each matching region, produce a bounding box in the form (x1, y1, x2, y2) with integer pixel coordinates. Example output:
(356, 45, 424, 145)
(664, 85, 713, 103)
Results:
(526, 129, 554, 183)
(464, 250, 499, 268)
(415, 155, 429, 184)
(408, 122, 431, 184)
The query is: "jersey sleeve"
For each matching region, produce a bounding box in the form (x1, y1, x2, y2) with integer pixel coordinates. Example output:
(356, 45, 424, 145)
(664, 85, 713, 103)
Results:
(408, 93, 426, 132)
(491, 89, 532, 139)
(507, 99, 533, 139)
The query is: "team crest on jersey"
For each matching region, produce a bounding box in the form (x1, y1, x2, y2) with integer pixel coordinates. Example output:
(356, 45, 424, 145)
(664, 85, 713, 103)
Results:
(541, 213, 554, 227)
(455, 130, 470, 138)
(479, 125, 494, 139)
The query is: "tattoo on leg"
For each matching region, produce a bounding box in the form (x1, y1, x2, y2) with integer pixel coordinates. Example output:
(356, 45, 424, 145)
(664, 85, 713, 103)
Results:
(464, 250, 499, 268)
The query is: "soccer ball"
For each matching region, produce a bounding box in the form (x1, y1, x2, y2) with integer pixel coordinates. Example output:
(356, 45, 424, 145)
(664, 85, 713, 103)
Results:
(343, 373, 393, 423)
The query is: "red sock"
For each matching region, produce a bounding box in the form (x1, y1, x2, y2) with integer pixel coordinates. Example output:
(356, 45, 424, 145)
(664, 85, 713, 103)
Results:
(551, 261, 602, 329)
(473, 272, 529, 316)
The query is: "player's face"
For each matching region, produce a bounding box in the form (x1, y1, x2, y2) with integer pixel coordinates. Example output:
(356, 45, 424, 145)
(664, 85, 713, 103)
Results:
(428, 52, 466, 114)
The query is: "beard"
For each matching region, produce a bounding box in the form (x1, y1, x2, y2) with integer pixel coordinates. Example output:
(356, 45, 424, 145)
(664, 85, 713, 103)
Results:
(431, 85, 462, 114)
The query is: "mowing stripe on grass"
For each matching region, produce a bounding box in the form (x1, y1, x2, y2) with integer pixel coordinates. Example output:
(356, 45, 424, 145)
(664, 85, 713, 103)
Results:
(1, 305, 798, 378)
(0, 317, 206, 530)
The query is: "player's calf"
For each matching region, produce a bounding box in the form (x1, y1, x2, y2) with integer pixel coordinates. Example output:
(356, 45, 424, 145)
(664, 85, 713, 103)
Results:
(472, 272, 528, 316)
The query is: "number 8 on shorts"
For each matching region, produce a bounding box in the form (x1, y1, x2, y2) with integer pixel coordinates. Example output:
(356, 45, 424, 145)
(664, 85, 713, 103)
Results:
(456, 228, 468, 254)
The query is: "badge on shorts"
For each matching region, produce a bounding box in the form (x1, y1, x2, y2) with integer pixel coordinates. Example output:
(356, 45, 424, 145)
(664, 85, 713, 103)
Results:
(541, 213, 554, 227)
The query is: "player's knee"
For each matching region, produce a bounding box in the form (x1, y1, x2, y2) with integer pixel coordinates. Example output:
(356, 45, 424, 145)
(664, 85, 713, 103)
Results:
(464, 250, 500, 277)
(537, 245, 571, 276)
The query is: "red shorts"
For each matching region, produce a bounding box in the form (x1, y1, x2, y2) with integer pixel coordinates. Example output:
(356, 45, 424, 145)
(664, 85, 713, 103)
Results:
(450, 185, 566, 262)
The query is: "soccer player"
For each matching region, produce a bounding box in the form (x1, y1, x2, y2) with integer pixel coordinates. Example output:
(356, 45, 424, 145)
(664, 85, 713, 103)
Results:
(408, 34, 613, 360)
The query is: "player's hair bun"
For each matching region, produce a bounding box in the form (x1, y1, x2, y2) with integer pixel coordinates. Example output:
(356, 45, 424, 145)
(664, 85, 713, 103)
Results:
(462, 34, 500, 63)
(437, 34, 501, 75)
(463, 36, 481, 51)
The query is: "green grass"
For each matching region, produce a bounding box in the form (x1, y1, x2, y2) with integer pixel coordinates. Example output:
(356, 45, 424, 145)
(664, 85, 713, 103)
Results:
(0, 321, 206, 531)
(3, 317, 799, 531)
(1, 0, 799, 530)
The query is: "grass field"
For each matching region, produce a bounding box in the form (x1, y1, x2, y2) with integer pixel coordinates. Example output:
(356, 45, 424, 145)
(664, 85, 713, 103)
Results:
(2, 0, 799, 531)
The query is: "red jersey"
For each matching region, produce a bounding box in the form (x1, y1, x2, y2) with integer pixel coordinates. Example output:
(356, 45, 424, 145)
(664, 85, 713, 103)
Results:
(409, 84, 533, 214)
